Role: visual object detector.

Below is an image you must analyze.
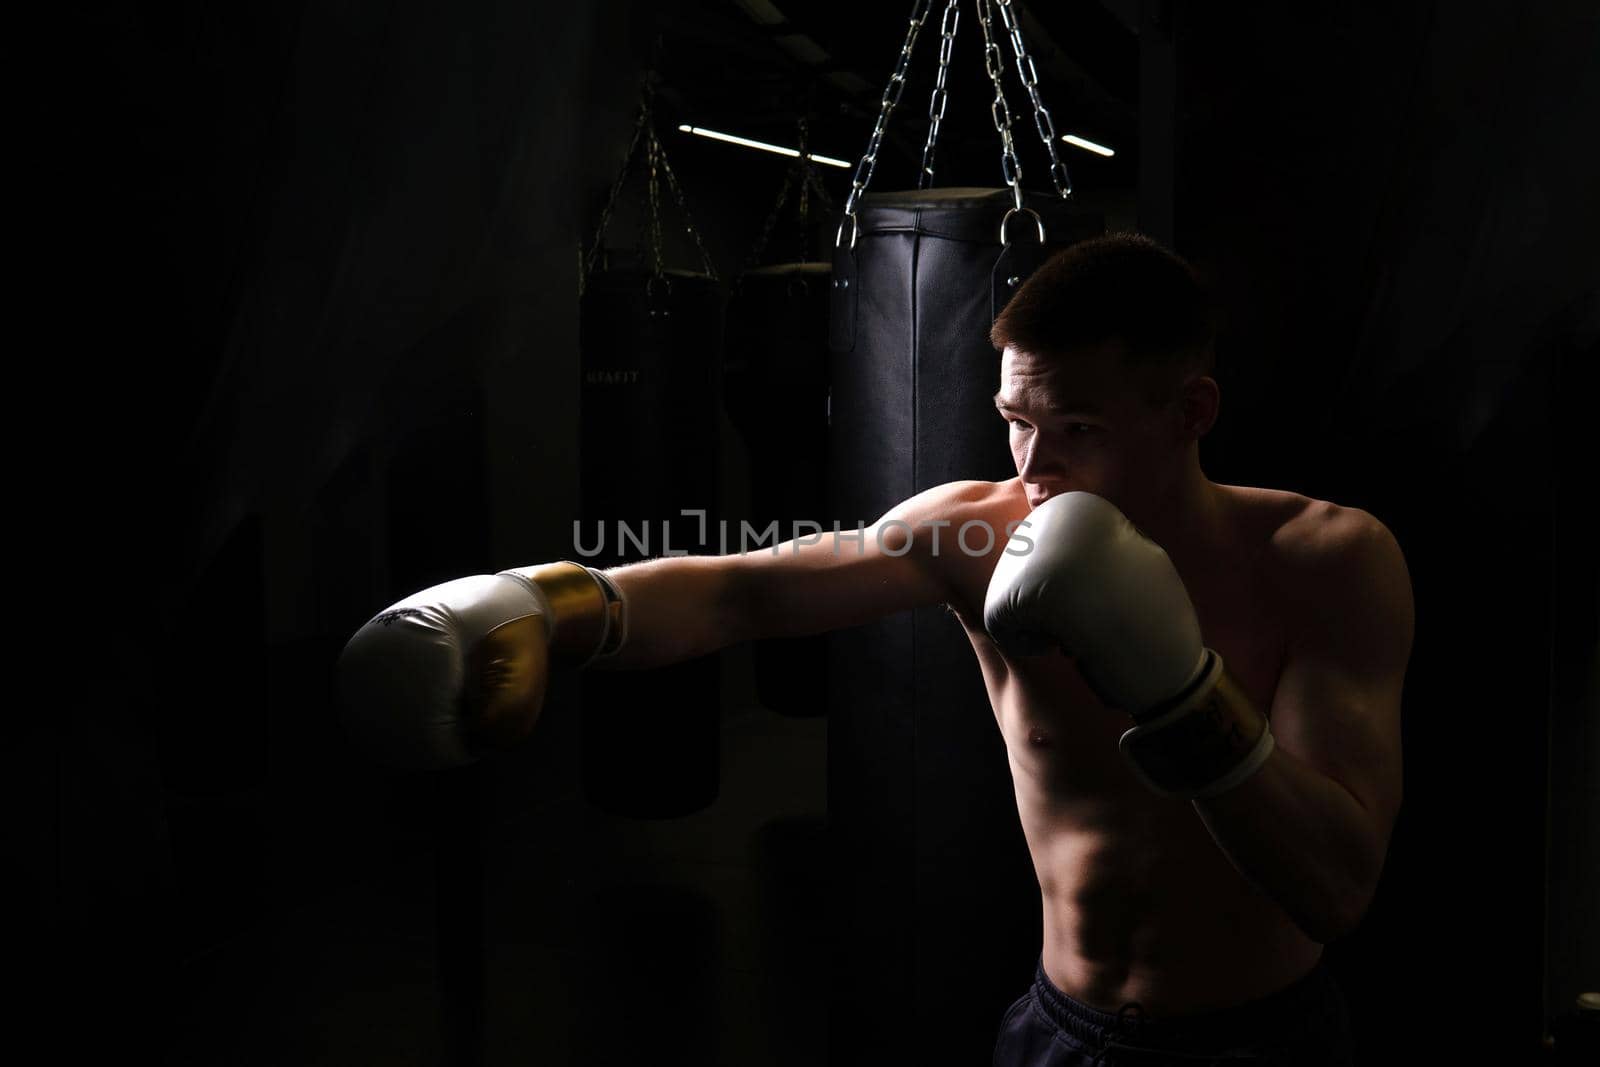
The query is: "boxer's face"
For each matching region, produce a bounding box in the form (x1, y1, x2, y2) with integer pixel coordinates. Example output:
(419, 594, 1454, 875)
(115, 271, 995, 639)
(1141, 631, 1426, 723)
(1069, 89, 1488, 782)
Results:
(996, 342, 1202, 519)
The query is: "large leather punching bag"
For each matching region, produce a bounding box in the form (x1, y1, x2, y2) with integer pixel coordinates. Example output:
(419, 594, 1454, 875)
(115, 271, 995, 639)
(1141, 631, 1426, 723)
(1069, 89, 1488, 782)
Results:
(579, 265, 723, 818)
(825, 187, 1102, 1063)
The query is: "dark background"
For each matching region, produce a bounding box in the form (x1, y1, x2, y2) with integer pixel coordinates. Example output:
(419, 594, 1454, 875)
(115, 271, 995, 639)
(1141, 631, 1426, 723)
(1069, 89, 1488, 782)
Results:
(40, 1, 1597, 1064)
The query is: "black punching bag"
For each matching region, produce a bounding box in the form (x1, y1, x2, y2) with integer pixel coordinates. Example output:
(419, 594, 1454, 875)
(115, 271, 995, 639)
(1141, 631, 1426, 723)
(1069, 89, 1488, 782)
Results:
(723, 261, 832, 717)
(579, 266, 723, 818)
(825, 187, 1102, 1063)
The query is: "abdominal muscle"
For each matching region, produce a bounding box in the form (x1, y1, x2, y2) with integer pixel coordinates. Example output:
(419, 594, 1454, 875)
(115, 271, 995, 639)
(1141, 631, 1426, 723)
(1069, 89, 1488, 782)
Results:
(948, 609, 1324, 1019)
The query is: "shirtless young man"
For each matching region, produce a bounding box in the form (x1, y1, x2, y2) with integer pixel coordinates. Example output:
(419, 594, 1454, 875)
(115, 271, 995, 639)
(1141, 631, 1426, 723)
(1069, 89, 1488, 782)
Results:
(340, 234, 1413, 1065)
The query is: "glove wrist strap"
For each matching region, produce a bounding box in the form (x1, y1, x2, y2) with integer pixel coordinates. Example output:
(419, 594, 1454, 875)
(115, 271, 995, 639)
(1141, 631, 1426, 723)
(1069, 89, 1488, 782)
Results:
(1117, 649, 1275, 800)
(498, 561, 624, 666)
(587, 567, 628, 660)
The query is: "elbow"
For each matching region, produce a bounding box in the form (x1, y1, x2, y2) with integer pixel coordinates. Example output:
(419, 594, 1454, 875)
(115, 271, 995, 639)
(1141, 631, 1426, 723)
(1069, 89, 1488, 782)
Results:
(1301, 882, 1375, 945)
(1307, 906, 1358, 947)
(1309, 821, 1388, 943)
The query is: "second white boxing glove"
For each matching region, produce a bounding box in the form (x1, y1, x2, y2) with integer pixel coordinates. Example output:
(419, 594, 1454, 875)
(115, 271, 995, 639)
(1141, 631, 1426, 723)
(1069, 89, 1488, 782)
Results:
(982, 491, 1208, 715)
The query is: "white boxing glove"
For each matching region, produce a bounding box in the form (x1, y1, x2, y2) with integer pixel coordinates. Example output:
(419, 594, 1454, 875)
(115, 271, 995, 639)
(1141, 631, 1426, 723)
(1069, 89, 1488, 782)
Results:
(338, 562, 625, 769)
(983, 492, 1273, 799)
(983, 492, 1208, 712)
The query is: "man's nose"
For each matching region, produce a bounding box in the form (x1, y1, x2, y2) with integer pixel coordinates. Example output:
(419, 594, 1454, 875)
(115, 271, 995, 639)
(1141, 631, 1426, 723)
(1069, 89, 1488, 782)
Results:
(1019, 441, 1068, 484)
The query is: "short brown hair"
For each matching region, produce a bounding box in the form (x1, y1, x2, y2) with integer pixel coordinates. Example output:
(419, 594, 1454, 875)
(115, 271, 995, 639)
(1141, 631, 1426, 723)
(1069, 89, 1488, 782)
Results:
(990, 232, 1215, 405)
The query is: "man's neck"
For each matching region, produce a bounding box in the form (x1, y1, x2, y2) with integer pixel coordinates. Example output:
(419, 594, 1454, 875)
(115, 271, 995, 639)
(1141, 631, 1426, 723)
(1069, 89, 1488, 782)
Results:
(1131, 463, 1228, 571)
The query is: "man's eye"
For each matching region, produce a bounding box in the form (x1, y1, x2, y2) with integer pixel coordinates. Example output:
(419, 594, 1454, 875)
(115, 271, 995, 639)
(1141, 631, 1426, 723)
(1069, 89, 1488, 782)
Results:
(1067, 423, 1097, 435)
(1009, 419, 1032, 430)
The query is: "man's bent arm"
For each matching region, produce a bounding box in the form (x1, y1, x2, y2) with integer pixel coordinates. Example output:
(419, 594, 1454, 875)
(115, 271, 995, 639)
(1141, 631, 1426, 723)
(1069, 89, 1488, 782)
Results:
(1191, 747, 1387, 944)
(1192, 509, 1411, 943)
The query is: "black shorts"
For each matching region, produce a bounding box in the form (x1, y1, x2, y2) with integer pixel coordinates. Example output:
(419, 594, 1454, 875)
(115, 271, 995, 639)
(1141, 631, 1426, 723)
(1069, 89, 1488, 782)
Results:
(991, 955, 1355, 1066)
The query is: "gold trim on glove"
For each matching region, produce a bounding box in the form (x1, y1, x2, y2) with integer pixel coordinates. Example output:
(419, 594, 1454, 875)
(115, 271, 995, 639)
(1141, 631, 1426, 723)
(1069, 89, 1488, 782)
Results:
(587, 568, 628, 657)
(499, 561, 614, 666)
(461, 614, 550, 751)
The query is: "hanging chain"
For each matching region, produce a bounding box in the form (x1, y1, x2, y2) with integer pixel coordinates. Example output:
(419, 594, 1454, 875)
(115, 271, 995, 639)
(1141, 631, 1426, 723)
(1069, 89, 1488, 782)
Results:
(581, 98, 650, 295)
(645, 130, 666, 284)
(793, 117, 819, 263)
(994, 0, 1072, 199)
(918, 0, 962, 189)
(806, 165, 837, 215)
(976, 0, 1024, 212)
(799, 164, 836, 264)
(581, 74, 718, 300)
(834, 0, 1070, 251)
(654, 128, 719, 281)
(739, 118, 839, 275)
(794, 119, 814, 263)
(839, 0, 935, 248)
(740, 164, 797, 278)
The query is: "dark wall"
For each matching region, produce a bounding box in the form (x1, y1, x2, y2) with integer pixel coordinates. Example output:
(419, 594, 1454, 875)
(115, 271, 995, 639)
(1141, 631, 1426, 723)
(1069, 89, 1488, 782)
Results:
(1171, 2, 1599, 1063)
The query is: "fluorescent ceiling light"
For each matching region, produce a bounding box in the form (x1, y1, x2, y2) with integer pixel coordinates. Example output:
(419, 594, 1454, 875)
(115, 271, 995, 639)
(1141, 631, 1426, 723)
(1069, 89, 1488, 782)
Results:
(1061, 134, 1115, 157)
(733, 0, 786, 26)
(774, 33, 830, 64)
(824, 70, 872, 94)
(678, 125, 850, 168)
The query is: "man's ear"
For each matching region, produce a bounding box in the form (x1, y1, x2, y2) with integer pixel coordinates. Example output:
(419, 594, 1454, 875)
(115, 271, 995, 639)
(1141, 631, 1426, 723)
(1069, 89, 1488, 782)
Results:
(1179, 375, 1220, 439)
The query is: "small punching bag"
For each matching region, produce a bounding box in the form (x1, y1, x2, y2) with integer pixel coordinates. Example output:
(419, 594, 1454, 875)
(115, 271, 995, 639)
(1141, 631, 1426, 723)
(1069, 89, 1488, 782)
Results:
(723, 123, 835, 718)
(577, 79, 724, 819)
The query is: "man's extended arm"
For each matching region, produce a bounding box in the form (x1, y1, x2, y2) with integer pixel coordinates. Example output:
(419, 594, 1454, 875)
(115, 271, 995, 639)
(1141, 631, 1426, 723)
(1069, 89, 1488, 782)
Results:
(591, 480, 980, 671)
(337, 480, 981, 766)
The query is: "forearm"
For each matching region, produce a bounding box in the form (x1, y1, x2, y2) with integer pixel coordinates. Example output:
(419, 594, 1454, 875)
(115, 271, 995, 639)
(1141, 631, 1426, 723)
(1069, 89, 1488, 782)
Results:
(586, 555, 739, 671)
(1190, 744, 1382, 943)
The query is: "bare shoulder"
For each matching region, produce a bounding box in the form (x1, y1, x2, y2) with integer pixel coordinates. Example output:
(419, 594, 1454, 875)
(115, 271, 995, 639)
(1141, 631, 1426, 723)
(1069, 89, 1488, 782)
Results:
(880, 477, 1028, 542)
(881, 478, 1030, 612)
(889, 476, 1021, 515)
(717, 478, 1021, 640)
(1249, 487, 1415, 657)
(1255, 490, 1405, 574)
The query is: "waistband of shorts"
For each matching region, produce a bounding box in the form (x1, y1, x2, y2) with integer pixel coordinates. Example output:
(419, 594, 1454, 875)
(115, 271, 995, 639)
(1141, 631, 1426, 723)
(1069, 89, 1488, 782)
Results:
(1027, 954, 1336, 1053)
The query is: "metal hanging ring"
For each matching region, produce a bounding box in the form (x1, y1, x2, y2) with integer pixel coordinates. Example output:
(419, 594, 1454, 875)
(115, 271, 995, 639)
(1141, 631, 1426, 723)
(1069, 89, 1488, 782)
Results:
(999, 206, 1045, 246)
(835, 212, 859, 251)
(645, 273, 673, 304)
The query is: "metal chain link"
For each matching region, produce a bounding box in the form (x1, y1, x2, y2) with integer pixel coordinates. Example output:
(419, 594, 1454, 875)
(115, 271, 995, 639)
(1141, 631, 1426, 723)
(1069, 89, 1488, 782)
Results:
(581, 76, 719, 301)
(740, 118, 839, 275)
(794, 118, 822, 263)
(800, 173, 838, 267)
(976, 0, 1024, 212)
(806, 166, 837, 216)
(654, 128, 719, 281)
(794, 118, 815, 263)
(797, 127, 838, 263)
(918, 0, 962, 189)
(839, 0, 935, 248)
(835, 0, 1070, 252)
(581, 98, 649, 295)
(740, 163, 796, 279)
(994, 0, 1072, 199)
(645, 130, 666, 283)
